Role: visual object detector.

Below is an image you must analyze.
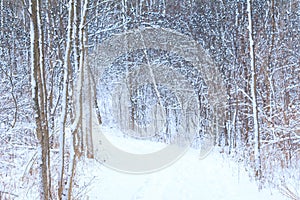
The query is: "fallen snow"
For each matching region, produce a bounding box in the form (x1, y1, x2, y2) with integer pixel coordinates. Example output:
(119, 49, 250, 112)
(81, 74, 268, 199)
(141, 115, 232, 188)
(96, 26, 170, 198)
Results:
(77, 130, 287, 200)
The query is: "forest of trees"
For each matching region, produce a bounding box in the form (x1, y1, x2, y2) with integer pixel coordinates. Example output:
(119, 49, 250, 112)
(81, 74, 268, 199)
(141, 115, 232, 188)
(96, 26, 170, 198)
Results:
(0, 0, 299, 199)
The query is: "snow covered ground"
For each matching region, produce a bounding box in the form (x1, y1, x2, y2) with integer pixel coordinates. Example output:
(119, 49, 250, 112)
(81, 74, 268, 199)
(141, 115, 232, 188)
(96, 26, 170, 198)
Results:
(77, 129, 287, 200)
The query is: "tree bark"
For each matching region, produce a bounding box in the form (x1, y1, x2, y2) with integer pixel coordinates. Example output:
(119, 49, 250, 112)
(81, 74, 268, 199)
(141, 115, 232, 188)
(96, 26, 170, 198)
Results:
(30, 0, 51, 198)
(58, 0, 75, 198)
(247, 0, 262, 181)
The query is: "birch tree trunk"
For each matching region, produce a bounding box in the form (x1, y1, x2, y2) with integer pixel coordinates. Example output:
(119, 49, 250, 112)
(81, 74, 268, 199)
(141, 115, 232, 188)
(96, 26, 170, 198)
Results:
(247, 0, 262, 181)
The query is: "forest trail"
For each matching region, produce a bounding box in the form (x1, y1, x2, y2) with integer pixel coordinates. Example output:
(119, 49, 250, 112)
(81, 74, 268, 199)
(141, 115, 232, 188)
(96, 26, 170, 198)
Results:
(78, 132, 286, 200)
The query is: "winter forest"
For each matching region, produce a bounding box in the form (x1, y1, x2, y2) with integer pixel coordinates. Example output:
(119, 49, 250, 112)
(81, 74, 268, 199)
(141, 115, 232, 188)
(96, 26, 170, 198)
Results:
(0, 0, 299, 199)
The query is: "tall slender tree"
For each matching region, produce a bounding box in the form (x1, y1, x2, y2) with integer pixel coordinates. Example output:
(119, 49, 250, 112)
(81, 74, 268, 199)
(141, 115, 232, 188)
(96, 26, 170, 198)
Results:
(29, 0, 51, 198)
(247, 0, 261, 181)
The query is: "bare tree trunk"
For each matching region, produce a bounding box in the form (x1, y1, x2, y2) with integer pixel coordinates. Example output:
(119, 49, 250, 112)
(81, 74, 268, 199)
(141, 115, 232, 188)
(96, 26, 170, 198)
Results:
(79, 0, 91, 158)
(62, 0, 89, 198)
(58, 0, 75, 198)
(30, 0, 50, 198)
(247, 0, 262, 181)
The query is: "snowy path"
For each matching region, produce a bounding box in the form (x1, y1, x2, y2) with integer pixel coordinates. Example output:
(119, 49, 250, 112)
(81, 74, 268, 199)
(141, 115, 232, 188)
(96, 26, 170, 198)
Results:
(79, 134, 286, 200)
